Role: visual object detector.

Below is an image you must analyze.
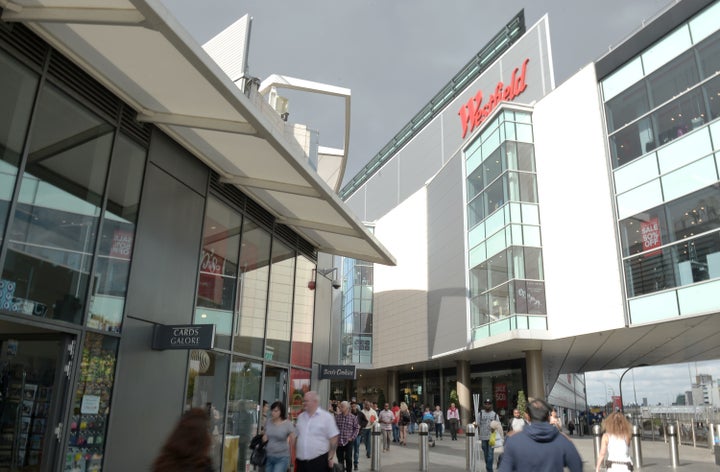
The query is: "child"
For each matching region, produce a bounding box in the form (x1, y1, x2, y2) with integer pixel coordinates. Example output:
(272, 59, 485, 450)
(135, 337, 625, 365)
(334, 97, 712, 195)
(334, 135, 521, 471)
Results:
(490, 420, 504, 469)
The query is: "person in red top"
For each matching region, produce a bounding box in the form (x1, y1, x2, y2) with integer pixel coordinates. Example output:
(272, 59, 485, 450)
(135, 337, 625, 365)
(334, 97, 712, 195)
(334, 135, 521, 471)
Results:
(391, 402, 400, 443)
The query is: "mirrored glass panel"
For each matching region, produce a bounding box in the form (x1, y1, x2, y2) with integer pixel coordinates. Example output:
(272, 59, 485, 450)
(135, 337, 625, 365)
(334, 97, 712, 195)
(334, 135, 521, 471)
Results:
(0, 51, 38, 244)
(265, 239, 294, 364)
(291, 256, 314, 368)
(88, 134, 146, 332)
(227, 357, 262, 472)
(234, 220, 271, 357)
(2, 84, 113, 324)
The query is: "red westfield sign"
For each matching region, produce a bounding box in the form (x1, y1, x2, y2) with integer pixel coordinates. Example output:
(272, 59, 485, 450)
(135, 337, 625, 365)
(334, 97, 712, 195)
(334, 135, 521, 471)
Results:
(458, 58, 530, 139)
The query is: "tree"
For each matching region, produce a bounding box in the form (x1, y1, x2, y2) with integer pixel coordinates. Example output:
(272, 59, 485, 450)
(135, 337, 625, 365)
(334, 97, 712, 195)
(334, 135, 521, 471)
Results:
(449, 389, 459, 406)
(516, 390, 527, 414)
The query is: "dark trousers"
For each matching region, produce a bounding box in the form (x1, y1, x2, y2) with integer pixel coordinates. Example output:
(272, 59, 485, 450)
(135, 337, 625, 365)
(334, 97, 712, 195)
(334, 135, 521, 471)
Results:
(435, 423, 443, 438)
(337, 442, 353, 472)
(296, 452, 328, 472)
(360, 428, 371, 457)
(449, 419, 459, 440)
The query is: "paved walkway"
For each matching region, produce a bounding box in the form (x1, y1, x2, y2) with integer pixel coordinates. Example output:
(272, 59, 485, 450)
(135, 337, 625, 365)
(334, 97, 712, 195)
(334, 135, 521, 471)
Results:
(352, 431, 719, 471)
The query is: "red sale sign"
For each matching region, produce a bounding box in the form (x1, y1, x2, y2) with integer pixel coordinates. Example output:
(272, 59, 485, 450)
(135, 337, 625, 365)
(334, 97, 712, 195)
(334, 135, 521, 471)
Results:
(640, 217, 662, 257)
(494, 383, 508, 409)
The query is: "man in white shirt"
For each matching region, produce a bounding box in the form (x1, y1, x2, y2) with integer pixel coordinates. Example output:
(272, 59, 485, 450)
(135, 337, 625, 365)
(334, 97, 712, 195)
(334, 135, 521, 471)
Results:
(295, 391, 339, 472)
(360, 401, 378, 458)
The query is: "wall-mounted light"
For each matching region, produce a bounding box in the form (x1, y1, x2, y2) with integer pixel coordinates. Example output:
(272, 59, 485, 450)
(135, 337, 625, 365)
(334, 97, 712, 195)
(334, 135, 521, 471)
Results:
(308, 268, 341, 290)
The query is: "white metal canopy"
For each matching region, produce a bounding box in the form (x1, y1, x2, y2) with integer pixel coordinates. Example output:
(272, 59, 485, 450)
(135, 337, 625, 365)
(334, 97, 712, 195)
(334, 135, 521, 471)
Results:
(1, 0, 395, 266)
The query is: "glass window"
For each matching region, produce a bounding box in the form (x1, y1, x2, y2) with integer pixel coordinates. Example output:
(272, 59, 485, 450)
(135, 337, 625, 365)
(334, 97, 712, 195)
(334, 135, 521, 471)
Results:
(661, 156, 717, 202)
(624, 247, 677, 296)
(515, 142, 535, 172)
(185, 349, 229, 469)
(2, 84, 113, 324)
(88, 134, 146, 333)
(523, 247, 544, 280)
(653, 88, 705, 149)
(195, 197, 241, 350)
(641, 25, 692, 76)
(646, 51, 698, 108)
(602, 57, 644, 102)
(467, 194, 484, 228)
(227, 357, 262, 471)
(482, 147, 503, 186)
(697, 31, 720, 80)
(666, 185, 720, 242)
(66, 333, 118, 471)
(466, 164, 484, 201)
(486, 250, 509, 288)
(291, 256, 314, 368)
(485, 177, 505, 214)
(234, 220, 271, 357)
(613, 153, 659, 195)
(514, 280, 546, 314)
(609, 117, 653, 168)
(0, 51, 38, 243)
(487, 284, 511, 320)
(690, 3, 720, 45)
(605, 81, 650, 133)
(704, 75, 720, 122)
(265, 239, 295, 364)
(619, 206, 670, 257)
(289, 369, 311, 421)
(617, 180, 663, 220)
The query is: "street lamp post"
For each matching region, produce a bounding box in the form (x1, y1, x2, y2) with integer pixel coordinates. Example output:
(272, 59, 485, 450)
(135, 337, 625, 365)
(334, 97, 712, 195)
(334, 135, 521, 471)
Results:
(619, 364, 649, 413)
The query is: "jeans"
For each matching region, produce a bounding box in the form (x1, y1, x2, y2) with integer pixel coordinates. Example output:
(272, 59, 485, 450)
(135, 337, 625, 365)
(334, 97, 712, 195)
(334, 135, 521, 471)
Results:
(361, 428, 371, 457)
(353, 434, 361, 465)
(408, 421, 417, 434)
(265, 455, 289, 472)
(481, 439, 495, 472)
(392, 423, 399, 442)
(435, 423, 443, 439)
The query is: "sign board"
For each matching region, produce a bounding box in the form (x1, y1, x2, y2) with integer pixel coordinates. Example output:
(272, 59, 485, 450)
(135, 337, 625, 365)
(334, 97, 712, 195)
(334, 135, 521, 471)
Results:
(319, 365, 356, 380)
(152, 324, 215, 350)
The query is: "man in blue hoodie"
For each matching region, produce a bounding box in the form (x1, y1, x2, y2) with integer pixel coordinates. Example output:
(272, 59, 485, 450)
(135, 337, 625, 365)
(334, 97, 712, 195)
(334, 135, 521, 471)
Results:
(498, 398, 582, 472)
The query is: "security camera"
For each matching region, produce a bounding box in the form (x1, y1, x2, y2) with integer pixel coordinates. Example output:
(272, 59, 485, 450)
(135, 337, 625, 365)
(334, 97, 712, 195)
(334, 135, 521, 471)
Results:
(332, 280, 341, 290)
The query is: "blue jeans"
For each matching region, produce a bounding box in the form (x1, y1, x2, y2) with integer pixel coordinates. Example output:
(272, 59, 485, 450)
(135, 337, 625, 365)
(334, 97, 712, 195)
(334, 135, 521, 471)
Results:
(265, 455, 289, 472)
(392, 423, 399, 442)
(481, 439, 494, 472)
(361, 428, 371, 457)
(353, 434, 361, 465)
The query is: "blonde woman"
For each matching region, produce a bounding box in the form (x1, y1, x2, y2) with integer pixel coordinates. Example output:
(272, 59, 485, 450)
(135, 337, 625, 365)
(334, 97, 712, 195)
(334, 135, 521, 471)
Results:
(398, 402, 411, 446)
(489, 419, 504, 470)
(595, 412, 633, 471)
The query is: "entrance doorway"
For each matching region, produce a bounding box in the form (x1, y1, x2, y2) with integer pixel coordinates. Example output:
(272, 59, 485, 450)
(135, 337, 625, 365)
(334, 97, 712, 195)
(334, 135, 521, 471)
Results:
(0, 321, 75, 472)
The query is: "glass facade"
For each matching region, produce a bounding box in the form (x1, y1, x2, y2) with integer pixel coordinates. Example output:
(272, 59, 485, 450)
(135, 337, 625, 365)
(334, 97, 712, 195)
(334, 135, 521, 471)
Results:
(0, 24, 319, 472)
(464, 109, 546, 339)
(188, 195, 317, 471)
(340, 257, 373, 365)
(602, 1, 720, 304)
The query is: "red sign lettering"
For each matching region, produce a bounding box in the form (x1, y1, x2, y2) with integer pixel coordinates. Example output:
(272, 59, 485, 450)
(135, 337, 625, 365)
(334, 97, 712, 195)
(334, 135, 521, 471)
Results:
(458, 58, 530, 139)
(640, 217, 662, 257)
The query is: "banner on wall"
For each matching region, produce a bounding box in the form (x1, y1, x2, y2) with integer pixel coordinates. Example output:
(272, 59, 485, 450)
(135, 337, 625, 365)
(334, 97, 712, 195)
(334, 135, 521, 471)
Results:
(494, 383, 508, 409)
(640, 217, 662, 257)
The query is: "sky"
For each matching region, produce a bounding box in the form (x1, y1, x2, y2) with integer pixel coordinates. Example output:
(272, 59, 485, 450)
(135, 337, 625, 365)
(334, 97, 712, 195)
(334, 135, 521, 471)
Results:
(159, 0, 720, 407)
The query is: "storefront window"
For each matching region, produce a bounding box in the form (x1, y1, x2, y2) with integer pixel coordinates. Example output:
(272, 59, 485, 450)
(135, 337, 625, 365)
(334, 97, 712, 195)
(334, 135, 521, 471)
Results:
(291, 256, 314, 368)
(470, 366, 524, 422)
(227, 357, 261, 471)
(1, 83, 113, 324)
(195, 197, 241, 350)
(185, 349, 230, 470)
(265, 239, 295, 364)
(65, 333, 118, 471)
(88, 134, 146, 332)
(289, 369, 311, 421)
(234, 220, 271, 358)
(0, 51, 38, 246)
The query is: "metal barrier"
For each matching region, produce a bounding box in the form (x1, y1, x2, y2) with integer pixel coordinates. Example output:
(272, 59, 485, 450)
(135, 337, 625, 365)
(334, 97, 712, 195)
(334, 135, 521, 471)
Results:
(418, 422, 429, 471)
(465, 424, 475, 472)
(632, 424, 643, 470)
(667, 423, 680, 467)
(371, 422, 382, 471)
(592, 424, 603, 466)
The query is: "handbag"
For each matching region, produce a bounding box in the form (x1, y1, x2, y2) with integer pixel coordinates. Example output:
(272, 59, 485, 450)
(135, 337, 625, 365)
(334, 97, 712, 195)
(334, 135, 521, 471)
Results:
(489, 431, 496, 447)
(250, 447, 266, 467)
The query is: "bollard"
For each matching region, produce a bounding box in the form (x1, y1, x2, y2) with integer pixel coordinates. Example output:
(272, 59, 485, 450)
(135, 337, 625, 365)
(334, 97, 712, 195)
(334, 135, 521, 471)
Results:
(418, 422, 429, 472)
(708, 423, 714, 451)
(465, 424, 475, 472)
(667, 423, 679, 468)
(592, 424, 603, 467)
(371, 422, 382, 471)
(632, 424, 643, 470)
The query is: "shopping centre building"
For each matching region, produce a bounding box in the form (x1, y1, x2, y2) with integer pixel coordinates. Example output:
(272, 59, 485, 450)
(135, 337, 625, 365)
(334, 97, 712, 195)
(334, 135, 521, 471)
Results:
(0, 1, 394, 471)
(337, 0, 720, 431)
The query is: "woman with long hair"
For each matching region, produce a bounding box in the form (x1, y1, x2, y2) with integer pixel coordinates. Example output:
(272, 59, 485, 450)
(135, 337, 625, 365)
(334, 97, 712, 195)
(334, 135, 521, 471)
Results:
(398, 402, 411, 446)
(595, 412, 634, 471)
(153, 408, 213, 472)
(262, 401, 296, 472)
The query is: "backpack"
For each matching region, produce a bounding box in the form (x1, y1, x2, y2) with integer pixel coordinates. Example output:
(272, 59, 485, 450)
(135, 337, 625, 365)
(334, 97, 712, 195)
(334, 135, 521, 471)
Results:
(400, 411, 411, 426)
(358, 411, 368, 428)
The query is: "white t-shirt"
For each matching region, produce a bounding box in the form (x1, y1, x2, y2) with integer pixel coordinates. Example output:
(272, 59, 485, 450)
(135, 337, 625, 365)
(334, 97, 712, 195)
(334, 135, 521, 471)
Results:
(295, 408, 339, 460)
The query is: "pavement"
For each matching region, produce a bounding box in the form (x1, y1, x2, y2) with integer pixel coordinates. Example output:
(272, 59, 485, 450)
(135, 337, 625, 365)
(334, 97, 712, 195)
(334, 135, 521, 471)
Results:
(351, 431, 719, 471)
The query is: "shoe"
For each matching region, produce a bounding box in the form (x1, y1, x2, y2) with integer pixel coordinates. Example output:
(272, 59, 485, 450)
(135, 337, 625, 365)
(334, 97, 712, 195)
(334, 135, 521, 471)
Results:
(354, 465, 358, 471)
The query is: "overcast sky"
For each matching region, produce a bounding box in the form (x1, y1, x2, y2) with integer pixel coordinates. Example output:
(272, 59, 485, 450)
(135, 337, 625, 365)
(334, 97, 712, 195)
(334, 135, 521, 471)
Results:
(159, 0, 720, 407)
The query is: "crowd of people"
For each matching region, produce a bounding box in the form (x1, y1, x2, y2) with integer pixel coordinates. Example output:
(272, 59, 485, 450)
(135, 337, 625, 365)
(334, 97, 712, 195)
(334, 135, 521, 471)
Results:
(151, 392, 635, 472)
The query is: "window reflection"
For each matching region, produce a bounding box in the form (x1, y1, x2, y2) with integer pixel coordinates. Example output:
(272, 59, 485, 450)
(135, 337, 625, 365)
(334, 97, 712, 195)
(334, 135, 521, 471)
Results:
(88, 135, 146, 332)
(291, 256, 314, 368)
(234, 220, 271, 357)
(195, 197, 241, 350)
(1, 84, 113, 324)
(0, 51, 38, 243)
(289, 369, 311, 421)
(227, 357, 262, 472)
(265, 239, 295, 364)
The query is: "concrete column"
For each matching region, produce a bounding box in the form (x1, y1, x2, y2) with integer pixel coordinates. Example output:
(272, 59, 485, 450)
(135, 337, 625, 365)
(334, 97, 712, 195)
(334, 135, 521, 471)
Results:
(525, 349, 545, 400)
(456, 360, 472, 425)
(387, 370, 399, 404)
